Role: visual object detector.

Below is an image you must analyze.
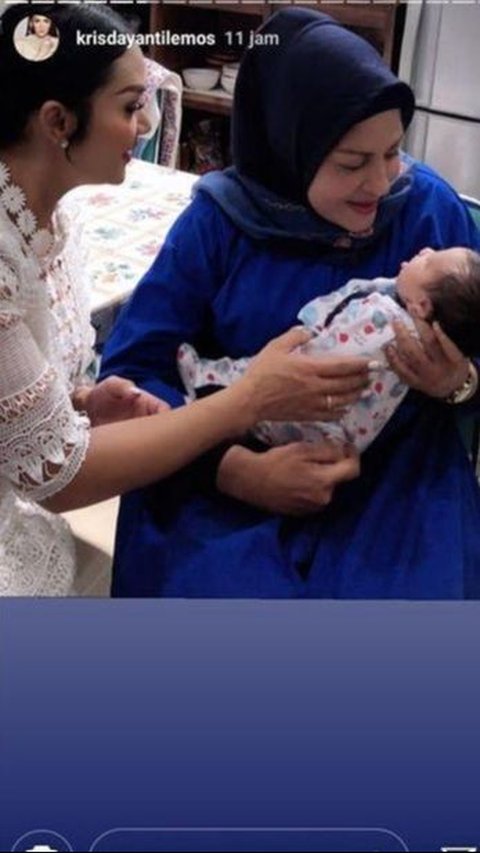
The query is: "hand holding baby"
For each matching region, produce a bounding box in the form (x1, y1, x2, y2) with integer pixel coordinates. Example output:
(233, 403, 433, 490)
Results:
(386, 318, 471, 399)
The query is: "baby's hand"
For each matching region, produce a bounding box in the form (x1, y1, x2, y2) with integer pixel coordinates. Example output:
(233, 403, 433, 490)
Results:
(84, 376, 170, 426)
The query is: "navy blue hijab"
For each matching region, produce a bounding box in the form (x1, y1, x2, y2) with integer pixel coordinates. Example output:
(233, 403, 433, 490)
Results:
(196, 8, 415, 253)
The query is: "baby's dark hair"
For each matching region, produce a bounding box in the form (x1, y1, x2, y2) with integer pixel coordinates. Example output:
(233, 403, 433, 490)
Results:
(429, 249, 480, 356)
(0, 2, 131, 150)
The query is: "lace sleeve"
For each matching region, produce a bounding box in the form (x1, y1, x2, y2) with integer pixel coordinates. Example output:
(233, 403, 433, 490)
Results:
(0, 258, 91, 502)
(53, 201, 97, 386)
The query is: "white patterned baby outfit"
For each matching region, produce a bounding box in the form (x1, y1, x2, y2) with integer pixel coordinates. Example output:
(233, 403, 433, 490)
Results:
(0, 162, 94, 596)
(178, 276, 415, 453)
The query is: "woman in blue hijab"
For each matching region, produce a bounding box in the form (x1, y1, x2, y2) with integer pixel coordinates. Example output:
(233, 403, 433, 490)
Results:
(101, 8, 480, 598)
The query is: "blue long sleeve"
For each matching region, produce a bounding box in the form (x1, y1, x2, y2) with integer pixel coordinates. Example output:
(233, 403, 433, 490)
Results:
(100, 194, 234, 407)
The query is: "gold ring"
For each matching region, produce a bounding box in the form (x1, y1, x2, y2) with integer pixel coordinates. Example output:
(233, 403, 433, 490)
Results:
(326, 394, 333, 410)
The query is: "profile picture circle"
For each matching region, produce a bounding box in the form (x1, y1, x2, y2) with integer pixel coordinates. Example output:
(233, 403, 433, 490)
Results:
(13, 14, 59, 62)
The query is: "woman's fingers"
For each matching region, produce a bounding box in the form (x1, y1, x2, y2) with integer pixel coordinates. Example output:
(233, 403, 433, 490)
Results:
(287, 379, 373, 421)
(297, 353, 372, 377)
(385, 343, 420, 385)
(307, 395, 362, 420)
(302, 441, 351, 463)
(386, 346, 422, 391)
(322, 454, 361, 485)
(274, 442, 360, 509)
(411, 317, 463, 366)
(270, 329, 372, 376)
(305, 457, 360, 508)
(267, 326, 313, 352)
(314, 374, 370, 394)
(410, 317, 443, 361)
(286, 362, 372, 399)
(390, 321, 426, 370)
(431, 320, 466, 362)
(132, 391, 171, 416)
(97, 375, 137, 397)
(291, 441, 343, 463)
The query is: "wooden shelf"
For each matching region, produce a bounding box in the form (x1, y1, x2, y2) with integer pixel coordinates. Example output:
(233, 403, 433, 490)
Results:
(183, 87, 234, 115)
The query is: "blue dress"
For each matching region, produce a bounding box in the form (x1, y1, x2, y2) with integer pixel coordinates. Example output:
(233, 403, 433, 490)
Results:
(101, 163, 480, 598)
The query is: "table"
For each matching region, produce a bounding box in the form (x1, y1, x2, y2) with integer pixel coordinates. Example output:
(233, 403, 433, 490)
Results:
(63, 159, 197, 330)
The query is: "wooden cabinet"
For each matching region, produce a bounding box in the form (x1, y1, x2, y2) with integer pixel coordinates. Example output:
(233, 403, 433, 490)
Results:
(148, 2, 267, 117)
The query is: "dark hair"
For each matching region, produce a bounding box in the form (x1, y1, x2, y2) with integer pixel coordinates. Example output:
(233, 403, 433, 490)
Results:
(429, 250, 480, 356)
(0, 2, 131, 149)
(26, 14, 58, 38)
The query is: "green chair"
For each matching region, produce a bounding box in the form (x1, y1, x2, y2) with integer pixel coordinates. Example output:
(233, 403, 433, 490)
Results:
(458, 195, 480, 466)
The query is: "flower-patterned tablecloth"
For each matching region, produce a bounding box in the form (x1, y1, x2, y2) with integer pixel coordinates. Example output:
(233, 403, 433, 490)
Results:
(63, 159, 197, 317)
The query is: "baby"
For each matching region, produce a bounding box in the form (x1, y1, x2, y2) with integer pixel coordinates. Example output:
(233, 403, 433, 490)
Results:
(178, 247, 480, 452)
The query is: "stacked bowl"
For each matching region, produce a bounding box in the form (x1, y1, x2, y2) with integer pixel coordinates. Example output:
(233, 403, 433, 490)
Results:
(182, 68, 220, 91)
(220, 63, 240, 95)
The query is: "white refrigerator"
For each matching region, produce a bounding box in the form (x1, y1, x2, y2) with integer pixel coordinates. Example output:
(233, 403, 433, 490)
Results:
(399, 1, 480, 199)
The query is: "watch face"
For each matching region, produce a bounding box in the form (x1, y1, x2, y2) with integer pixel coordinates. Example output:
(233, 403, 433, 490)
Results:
(447, 362, 477, 404)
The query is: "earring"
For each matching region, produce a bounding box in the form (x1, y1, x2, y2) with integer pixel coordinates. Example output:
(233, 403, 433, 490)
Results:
(60, 139, 69, 150)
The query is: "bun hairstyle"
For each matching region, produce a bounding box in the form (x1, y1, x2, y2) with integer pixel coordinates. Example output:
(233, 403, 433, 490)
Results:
(0, 2, 131, 149)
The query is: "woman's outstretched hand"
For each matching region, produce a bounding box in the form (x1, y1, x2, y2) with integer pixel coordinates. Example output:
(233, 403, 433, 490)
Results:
(241, 327, 371, 424)
(217, 440, 360, 516)
(386, 319, 470, 399)
(79, 376, 170, 426)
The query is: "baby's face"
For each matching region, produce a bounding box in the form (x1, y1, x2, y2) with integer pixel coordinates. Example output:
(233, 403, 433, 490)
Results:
(396, 247, 470, 317)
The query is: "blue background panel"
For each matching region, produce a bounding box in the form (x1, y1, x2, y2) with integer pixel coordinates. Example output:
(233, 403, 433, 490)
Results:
(1, 601, 479, 852)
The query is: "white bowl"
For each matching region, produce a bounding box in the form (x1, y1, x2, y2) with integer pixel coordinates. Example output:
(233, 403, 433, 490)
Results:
(182, 68, 220, 91)
(222, 63, 240, 75)
(220, 74, 236, 95)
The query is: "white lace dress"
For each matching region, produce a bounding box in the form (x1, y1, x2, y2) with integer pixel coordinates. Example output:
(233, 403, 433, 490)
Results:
(0, 162, 95, 596)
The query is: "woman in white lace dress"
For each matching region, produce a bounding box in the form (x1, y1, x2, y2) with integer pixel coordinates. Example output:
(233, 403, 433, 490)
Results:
(0, 3, 370, 595)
